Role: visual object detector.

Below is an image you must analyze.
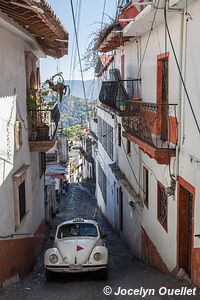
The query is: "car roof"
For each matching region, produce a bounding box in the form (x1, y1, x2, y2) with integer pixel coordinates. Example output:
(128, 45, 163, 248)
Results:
(57, 218, 99, 228)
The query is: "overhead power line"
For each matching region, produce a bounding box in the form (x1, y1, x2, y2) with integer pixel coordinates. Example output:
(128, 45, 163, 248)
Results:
(164, 8, 200, 135)
(68, 0, 80, 89)
(101, 0, 107, 31)
(70, 0, 89, 122)
(137, 0, 160, 79)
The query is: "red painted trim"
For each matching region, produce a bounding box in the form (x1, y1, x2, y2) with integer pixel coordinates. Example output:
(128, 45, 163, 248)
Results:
(118, 5, 139, 28)
(0, 219, 46, 284)
(178, 176, 195, 194)
(156, 52, 169, 105)
(122, 132, 176, 164)
(157, 52, 170, 60)
(141, 226, 169, 274)
(141, 110, 177, 145)
(177, 176, 195, 280)
(157, 181, 168, 232)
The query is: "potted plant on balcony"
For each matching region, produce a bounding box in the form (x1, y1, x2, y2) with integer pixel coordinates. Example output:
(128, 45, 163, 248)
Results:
(32, 124, 50, 141)
(27, 88, 37, 110)
(27, 88, 50, 141)
(116, 99, 127, 112)
(44, 72, 70, 102)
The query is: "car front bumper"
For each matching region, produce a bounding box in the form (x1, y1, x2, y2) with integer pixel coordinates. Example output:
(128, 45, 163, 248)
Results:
(45, 264, 107, 273)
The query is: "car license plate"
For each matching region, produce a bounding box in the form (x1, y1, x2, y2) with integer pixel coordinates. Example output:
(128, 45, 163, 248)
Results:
(69, 264, 82, 271)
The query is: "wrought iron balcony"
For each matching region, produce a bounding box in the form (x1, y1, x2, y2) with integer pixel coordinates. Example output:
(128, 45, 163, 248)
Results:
(122, 101, 177, 164)
(28, 103, 60, 152)
(99, 79, 141, 112)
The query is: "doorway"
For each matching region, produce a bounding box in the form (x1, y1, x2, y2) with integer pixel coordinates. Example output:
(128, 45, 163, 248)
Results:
(178, 178, 194, 277)
(119, 187, 123, 232)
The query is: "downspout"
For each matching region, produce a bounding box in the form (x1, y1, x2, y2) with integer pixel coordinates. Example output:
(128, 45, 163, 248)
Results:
(181, 2, 189, 145)
(169, 3, 185, 181)
(137, 36, 142, 199)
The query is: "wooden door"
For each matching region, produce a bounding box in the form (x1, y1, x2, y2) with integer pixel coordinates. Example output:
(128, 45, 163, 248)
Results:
(179, 185, 193, 277)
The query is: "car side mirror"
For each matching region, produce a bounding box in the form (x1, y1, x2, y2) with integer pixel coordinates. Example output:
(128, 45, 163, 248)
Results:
(102, 233, 107, 239)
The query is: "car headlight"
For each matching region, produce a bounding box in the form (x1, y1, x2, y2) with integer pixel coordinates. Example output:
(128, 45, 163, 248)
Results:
(49, 254, 59, 264)
(94, 252, 102, 261)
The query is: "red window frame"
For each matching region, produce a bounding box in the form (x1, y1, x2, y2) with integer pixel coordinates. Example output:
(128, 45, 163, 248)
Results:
(156, 52, 169, 141)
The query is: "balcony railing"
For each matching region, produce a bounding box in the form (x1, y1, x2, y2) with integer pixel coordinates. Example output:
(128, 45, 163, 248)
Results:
(122, 101, 177, 150)
(99, 79, 141, 112)
(28, 103, 60, 151)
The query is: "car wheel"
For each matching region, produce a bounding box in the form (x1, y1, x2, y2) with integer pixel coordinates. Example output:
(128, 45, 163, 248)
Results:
(45, 269, 55, 281)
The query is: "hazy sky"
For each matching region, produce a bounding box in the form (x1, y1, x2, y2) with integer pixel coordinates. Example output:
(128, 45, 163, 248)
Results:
(40, 0, 117, 82)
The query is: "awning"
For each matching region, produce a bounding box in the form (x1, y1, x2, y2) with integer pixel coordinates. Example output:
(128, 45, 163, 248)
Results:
(45, 163, 65, 179)
(45, 173, 63, 179)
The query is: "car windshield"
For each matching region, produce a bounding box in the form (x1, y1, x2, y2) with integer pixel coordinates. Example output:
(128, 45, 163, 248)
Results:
(57, 223, 98, 239)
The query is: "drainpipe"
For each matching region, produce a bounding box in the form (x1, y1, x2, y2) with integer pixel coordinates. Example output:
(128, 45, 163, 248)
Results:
(167, 2, 185, 181)
(180, 5, 189, 146)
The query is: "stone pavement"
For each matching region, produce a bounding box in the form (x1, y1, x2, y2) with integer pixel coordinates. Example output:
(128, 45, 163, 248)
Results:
(0, 183, 199, 300)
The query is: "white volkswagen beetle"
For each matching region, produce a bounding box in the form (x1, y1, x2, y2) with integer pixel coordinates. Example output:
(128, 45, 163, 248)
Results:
(44, 218, 108, 280)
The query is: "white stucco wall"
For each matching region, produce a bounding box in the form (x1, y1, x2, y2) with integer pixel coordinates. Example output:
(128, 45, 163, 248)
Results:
(97, 1, 200, 271)
(178, 0, 200, 249)
(96, 107, 116, 227)
(0, 21, 45, 237)
(96, 153, 116, 228)
(120, 189, 142, 259)
(99, 9, 183, 270)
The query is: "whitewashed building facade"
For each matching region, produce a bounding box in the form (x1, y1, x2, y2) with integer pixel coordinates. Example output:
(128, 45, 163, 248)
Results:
(0, 1, 68, 285)
(95, 0, 200, 286)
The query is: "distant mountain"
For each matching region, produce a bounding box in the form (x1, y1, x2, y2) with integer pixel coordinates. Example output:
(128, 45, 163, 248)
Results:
(66, 79, 99, 100)
(59, 95, 94, 128)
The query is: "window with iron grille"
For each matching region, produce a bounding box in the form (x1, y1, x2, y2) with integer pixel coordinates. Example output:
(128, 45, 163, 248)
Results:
(127, 139, 131, 154)
(19, 180, 26, 222)
(143, 167, 149, 208)
(107, 124, 113, 160)
(102, 120, 107, 149)
(98, 162, 107, 204)
(98, 117, 102, 143)
(157, 182, 168, 231)
(13, 165, 29, 229)
(98, 117, 113, 160)
(118, 123, 121, 147)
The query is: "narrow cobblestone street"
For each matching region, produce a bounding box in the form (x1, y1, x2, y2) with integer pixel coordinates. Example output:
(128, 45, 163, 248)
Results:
(0, 183, 199, 300)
